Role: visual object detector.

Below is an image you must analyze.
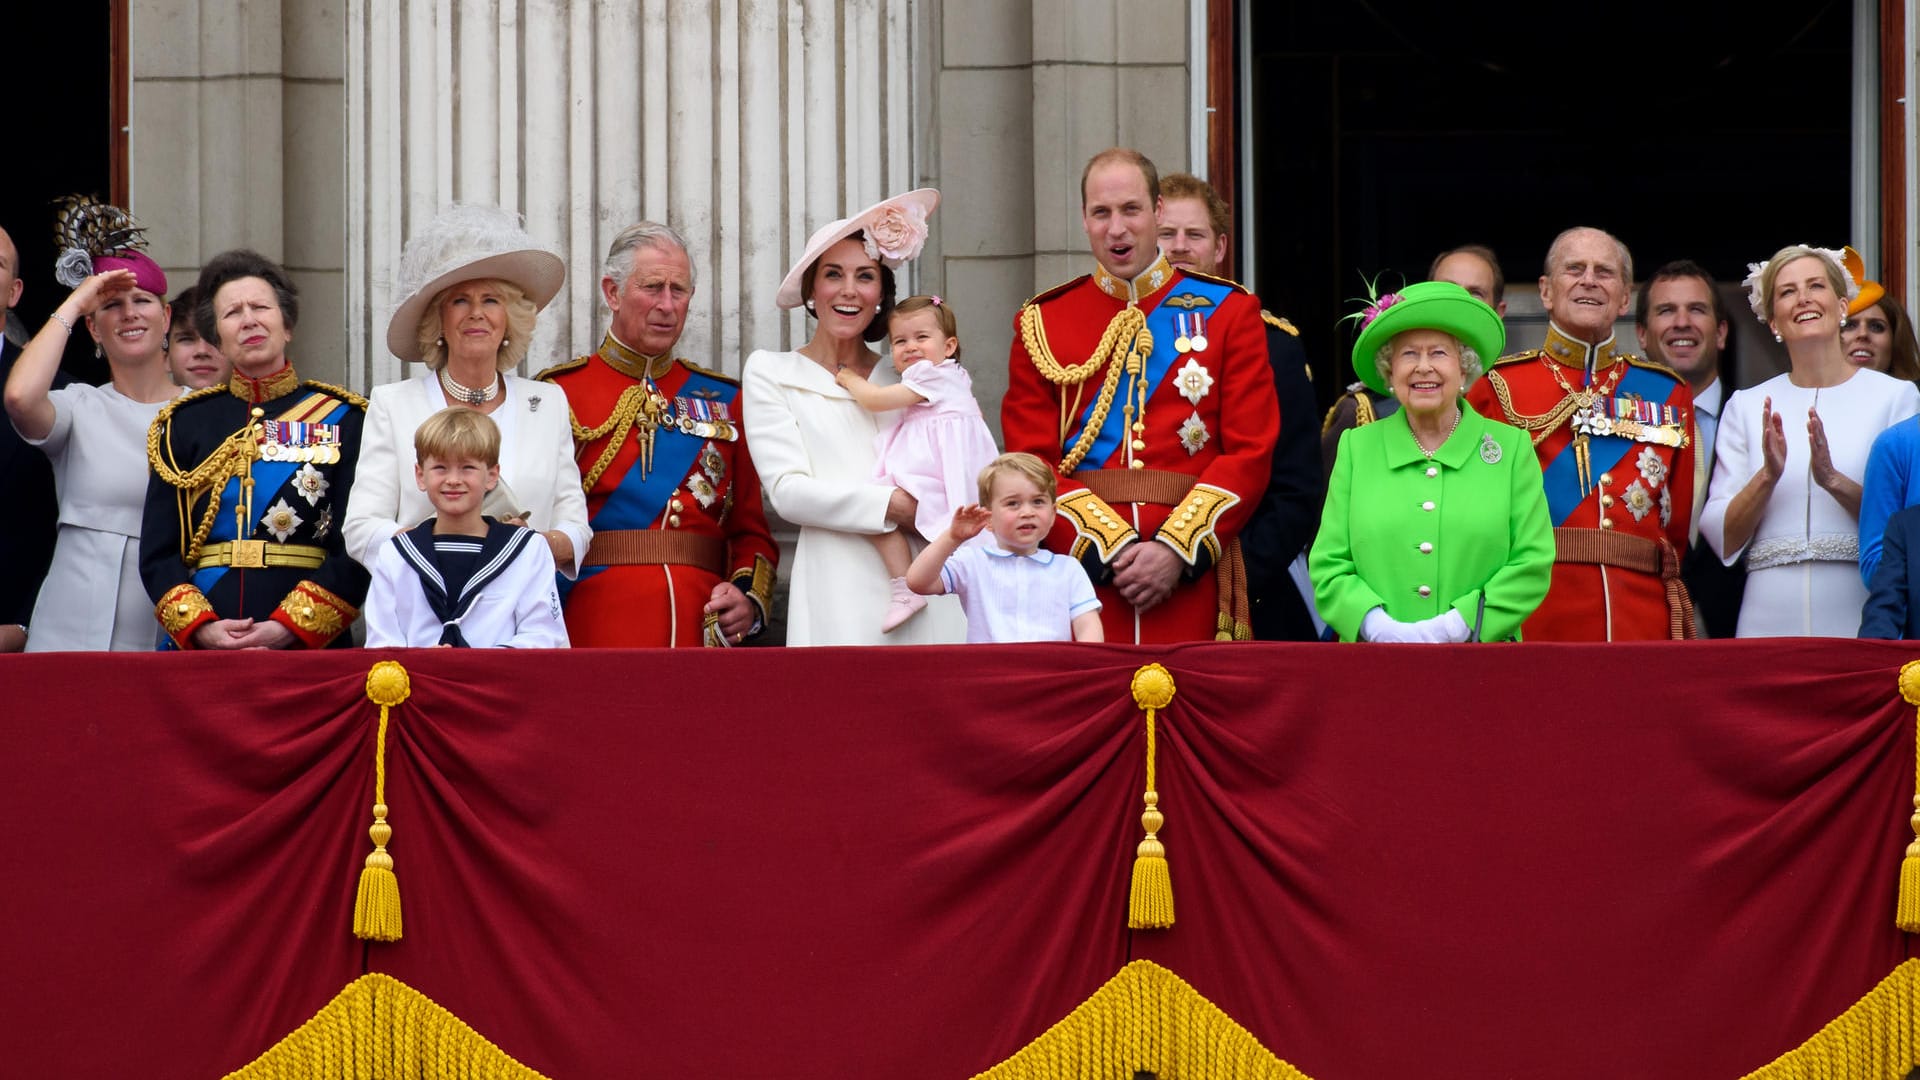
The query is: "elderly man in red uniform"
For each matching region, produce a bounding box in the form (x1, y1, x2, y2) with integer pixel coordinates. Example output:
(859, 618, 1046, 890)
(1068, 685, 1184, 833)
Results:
(1001, 148, 1278, 643)
(539, 222, 776, 647)
(1465, 226, 1696, 639)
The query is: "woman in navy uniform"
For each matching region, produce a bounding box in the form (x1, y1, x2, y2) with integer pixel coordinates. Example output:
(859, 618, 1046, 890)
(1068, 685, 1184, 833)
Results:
(141, 250, 368, 649)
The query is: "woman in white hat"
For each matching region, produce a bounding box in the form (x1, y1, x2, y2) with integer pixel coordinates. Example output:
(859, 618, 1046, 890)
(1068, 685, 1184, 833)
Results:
(343, 204, 591, 577)
(741, 190, 965, 645)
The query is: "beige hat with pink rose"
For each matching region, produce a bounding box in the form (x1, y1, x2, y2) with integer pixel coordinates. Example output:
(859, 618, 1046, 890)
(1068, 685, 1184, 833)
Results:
(775, 188, 939, 309)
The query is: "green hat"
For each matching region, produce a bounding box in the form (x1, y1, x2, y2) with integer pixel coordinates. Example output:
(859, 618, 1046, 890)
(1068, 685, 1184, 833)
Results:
(1348, 280, 1505, 395)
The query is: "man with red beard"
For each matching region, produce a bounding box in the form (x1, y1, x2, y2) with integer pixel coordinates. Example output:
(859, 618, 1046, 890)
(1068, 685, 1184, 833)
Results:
(1466, 227, 1697, 639)
(539, 222, 776, 647)
(1634, 260, 1742, 636)
(1001, 149, 1278, 643)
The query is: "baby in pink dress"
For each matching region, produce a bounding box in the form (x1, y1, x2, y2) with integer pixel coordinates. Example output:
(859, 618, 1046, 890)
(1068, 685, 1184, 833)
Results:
(835, 295, 1000, 632)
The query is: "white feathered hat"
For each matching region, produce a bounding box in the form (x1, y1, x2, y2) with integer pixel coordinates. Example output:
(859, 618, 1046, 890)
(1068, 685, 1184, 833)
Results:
(386, 204, 566, 361)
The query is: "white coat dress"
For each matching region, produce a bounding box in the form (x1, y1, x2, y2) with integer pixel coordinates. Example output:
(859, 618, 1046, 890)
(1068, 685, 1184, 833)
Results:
(741, 348, 965, 646)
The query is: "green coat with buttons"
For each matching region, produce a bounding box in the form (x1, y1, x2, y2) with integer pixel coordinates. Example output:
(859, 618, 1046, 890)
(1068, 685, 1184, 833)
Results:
(1310, 405, 1554, 642)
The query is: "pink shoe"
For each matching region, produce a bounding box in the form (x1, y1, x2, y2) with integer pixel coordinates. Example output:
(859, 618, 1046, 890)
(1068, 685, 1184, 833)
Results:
(881, 576, 927, 633)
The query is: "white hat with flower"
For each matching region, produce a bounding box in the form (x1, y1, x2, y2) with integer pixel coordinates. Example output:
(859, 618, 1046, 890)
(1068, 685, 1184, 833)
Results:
(775, 189, 939, 310)
(385, 203, 566, 361)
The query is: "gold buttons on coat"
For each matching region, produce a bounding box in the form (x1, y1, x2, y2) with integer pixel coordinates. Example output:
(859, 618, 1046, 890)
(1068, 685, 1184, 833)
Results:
(1600, 494, 1615, 508)
(1599, 518, 1614, 530)
(1599, 472, 1614, 487)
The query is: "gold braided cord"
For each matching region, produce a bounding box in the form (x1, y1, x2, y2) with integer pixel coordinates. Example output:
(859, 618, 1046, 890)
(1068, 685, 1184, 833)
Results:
(971, 960, 1311, 1080)
(1896, 662, 1920, 931)
(148, 408, 261, 564)
(1738, 960, 1920, 1079)
(1483, 369, 1583, 447)
(1021, 304, 1150, 474)
(570, 385, 653, 494)
(221, 973, 549, 1080)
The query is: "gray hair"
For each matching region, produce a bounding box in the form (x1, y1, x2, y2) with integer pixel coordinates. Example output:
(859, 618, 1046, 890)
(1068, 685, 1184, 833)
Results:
(1543, 226, 1633, 287)
(603, 221, 694, 292)
(1374, 336, 1484, 391)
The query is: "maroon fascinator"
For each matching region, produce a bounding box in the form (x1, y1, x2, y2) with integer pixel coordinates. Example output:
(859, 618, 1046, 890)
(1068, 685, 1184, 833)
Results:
(51, 194, 168, 296)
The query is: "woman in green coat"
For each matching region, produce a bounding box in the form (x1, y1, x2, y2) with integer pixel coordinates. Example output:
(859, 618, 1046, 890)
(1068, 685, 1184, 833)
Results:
(1310, 280, 1553, 642)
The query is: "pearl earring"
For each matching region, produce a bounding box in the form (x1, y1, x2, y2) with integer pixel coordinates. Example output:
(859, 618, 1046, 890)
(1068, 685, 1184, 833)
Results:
(436, 336, 445, 347)
(805, 300, 816, 315)
(502, 336, 510, 346)
(1773, 332, 1783, 343)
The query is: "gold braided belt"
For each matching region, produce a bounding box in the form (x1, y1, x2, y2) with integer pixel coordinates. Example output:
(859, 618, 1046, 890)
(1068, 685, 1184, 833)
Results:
(194, 541, 327, 570)
(581, 530, 727, 576)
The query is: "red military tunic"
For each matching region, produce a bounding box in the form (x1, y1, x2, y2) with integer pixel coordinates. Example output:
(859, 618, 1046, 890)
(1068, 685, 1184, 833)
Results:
(539, 334, 777, 647)
(1001, 254, 1278, 643)
(1465, 324, 1696, 640)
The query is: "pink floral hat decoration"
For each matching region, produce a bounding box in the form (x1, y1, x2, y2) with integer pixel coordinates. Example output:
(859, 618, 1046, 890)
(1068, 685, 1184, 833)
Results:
(775, 189, 939, 309)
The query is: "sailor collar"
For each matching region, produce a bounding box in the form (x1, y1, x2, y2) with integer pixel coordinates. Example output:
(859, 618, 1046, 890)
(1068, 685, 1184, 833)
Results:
(983, 543, 1056, 563)
(1542, 323, 1623, 371)
(598, 331, 677, 380)
(227, 363, 300, 404)
(1092, 253, 1176, 304)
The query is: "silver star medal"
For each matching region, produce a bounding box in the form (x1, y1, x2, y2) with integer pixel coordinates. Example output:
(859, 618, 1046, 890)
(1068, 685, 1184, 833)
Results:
(1479, 433, 1501, 464)
(261, 498, 304, 542)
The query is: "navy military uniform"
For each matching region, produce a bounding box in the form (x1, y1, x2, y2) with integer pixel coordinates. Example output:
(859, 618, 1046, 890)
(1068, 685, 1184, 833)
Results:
(142, 365, 369, 648)
(1238, 310, 1325, 641)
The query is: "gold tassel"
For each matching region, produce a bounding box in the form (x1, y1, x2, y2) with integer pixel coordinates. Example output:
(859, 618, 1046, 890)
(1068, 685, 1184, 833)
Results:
(1897, 662, 1920, 932)
(355, 661, 410, 942)
(1129, 663, 1178, 929)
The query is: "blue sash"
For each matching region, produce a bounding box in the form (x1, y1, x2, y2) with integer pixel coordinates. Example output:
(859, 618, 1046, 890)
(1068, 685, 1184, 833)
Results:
(190, 393, 353, 596)
(1064, 277, 1234, 467)
(1540, 363, 1676, 525)
(567, 369, 733, 592)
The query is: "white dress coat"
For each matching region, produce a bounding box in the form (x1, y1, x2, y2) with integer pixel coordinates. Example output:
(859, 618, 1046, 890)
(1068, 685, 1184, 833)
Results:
(343, 371, 591, 575)
(741, 349, 964, 646)
(363, 529, 570, 648)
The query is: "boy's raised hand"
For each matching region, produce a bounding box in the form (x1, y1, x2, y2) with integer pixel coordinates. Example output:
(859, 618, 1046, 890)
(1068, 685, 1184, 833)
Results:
(949, 504, 991, 542)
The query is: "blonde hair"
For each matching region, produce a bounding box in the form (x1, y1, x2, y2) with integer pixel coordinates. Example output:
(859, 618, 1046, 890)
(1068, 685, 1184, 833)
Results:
(415, 278, 540, 373)
(414, 406, 501, 467)
(1758, 245, 1850, 318)
(977, 452, 1056, 504)
(889, 295, 962, 361)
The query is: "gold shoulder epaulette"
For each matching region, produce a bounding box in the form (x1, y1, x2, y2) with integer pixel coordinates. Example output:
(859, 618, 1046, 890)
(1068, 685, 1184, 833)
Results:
(1020, 275, 1090, 309)
(152, 385, 224, 426)
(682, 359, 741, 386)
(535, 356, 590, 381)
(1179, 268, 1252, 295)
(302, 380, 368, 408)
(1625, 353, 1683, 381)
(1260, 310, 1300, 336)
(1488, 349, 1543, 369)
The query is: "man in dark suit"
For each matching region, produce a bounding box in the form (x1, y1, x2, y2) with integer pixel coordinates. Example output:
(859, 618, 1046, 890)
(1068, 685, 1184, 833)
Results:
(1634, 260, 1744, 637)
(1156, 172, 1324, 640)
(0, 225, 61, 651)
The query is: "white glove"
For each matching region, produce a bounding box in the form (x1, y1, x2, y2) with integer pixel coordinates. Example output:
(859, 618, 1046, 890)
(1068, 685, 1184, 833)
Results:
(1360, 606, 1414, 643)
(1406, 609, 1470, 643)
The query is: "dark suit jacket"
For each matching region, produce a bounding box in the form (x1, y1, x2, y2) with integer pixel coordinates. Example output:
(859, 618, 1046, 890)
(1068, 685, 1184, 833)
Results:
(1682, 539, 1746, 639)
(1239, 317, 1326, 641)
(1861, 503, 1920, 639)
(0, 337, 63, 627)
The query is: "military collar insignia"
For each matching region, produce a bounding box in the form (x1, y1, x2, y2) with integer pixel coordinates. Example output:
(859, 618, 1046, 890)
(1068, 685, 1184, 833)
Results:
(227, 364, 300, 404)
(598, 332, 677, 381)
(1542, 323, 1621, 371)
(1092, 253, 1174, 303)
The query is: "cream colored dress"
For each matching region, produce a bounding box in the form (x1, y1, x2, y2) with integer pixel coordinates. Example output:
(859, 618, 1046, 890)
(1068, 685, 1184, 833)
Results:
(741, 349, 965, 646)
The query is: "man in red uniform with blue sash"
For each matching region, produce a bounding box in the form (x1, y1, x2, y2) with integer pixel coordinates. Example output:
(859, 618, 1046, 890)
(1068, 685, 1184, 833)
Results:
(1001, 149, 1278, 643)
(539, 222, 776, 647)
(1466, 226, 1697, 639)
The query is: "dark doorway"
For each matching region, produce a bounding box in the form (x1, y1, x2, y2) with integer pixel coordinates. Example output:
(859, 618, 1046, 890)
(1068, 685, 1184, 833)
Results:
(1245, 0, 1854, 404)
(0, 1, 118, 382)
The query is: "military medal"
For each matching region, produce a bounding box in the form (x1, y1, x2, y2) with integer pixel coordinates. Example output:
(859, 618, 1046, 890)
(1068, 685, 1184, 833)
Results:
(1174, 357, 1214, 406)
(700, 443, 727, 484)
(1170, 311, 1209, 354)
(1177, 411, 1210, 455)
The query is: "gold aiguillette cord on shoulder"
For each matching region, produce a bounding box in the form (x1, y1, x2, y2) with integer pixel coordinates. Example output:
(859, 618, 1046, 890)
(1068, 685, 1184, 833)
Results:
(355, 661, 410, 942)
(1129, 663, 1177, 930)
(1020, 303, 1152, 474)
(148, 406, 268, 566)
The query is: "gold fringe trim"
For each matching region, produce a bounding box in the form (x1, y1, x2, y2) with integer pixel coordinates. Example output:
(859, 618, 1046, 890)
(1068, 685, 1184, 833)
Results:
(1739, 959, 1920, 1078)
(1129, 664, 1177, 930)
(355, 661, 410, 942)
(971, 960, 1311, 1080)
(222, 973, 549, 1079)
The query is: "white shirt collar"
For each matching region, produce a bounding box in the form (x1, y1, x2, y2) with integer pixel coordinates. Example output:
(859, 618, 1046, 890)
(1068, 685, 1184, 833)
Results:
(983, 543, 1054, 563)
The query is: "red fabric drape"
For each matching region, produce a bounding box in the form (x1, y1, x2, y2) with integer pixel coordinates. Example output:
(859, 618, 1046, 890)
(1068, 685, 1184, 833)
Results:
(0, 641, 1912, 1078)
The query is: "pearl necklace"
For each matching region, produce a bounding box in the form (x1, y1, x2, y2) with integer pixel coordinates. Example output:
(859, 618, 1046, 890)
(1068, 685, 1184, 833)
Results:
(1414, 410, 1462, 458)
(440, 367, 501, 405)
